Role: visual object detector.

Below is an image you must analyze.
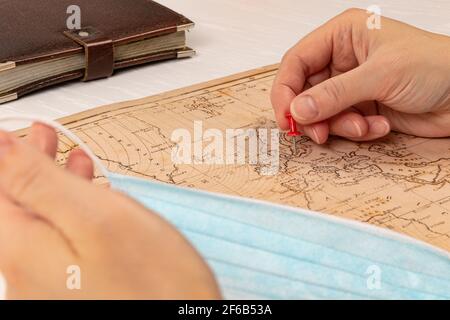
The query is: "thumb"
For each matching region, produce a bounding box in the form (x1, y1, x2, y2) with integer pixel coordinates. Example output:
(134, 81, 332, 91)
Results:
(290, 63, 378, 125)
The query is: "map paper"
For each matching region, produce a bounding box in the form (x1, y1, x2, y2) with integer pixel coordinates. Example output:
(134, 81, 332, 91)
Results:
(47, 65, 450, 251)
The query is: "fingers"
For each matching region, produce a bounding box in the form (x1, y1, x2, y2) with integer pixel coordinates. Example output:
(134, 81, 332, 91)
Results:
(271, 19, 335, 130)
(66, 149, 94, 180)
(301, 112, 369, 145)
(290, 63, 377, 126)
(26, 123, 58, 158)
(300, 113, 390, 144)
(271, 9, 370, 130)
(0, 134, 36, 270)
(361, 116, 391, 141)
(0, 130, 110, 240)
(303, 122, 330, 145)
(329, 112, 369, 139)
(330, 114, 390, 141)
(25, 122, 95, 179)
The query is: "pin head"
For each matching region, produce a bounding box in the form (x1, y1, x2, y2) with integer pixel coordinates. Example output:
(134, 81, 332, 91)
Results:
(286, 113, 302, 137)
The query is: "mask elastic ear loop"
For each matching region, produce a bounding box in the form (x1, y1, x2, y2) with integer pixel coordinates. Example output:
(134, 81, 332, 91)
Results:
(0, 115, 110, 178)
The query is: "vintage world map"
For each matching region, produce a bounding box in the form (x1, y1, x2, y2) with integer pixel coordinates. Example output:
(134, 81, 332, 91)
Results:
(49, 65, 450, 251)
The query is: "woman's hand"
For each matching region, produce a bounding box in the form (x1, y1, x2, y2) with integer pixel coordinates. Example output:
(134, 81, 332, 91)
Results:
(0, 123, 221, 299)
(271, 8, 450, 143)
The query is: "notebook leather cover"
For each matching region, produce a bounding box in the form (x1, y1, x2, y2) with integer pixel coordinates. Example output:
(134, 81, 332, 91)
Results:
(0, 0, 194, 100)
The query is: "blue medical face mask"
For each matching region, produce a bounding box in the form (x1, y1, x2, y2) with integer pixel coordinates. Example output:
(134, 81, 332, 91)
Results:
(2, 116, 450, 300)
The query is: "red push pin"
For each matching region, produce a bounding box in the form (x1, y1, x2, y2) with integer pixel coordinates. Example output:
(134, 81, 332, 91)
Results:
(286, 113, 302, 154)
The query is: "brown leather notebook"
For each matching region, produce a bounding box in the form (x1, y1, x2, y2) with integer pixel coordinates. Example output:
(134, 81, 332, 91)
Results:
(0, 0, 195, 103)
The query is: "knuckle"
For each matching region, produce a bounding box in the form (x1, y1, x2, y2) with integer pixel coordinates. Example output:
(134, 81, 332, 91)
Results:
(335, 8, 367, 27)
(280, 49, 293, 65)
(341, 8, 365, 18)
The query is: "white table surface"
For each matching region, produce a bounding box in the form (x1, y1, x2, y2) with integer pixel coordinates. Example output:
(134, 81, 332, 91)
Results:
(0, 0, 449, 298)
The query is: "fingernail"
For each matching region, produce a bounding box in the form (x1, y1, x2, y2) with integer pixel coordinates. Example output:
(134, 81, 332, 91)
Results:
(370, 120, 390, 136)
(291, 95, 318, 121)
(342, 120, 363, 137)
(309, 127, 321, 144)
(0, 132, 12, 158)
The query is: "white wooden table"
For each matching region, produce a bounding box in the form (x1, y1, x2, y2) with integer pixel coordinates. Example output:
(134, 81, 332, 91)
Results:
(0, 0, 449, 298)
